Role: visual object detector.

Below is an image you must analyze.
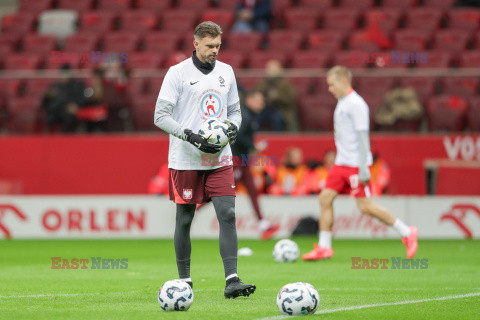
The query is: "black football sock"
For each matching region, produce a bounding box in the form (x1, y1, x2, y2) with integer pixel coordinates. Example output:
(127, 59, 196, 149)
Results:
(212, 196, 238, 278)
(174, 203, 196, 279)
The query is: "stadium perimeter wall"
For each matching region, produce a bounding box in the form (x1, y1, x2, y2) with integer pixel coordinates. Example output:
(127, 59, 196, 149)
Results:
(1, 134, 479, 195)
(1, 195, 479, 239)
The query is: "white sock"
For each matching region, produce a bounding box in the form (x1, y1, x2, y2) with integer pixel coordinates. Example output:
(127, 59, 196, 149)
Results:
(180, 277, 192, 283)
(226, 273, 238, 281)
(393, 218, 410, 237)
(319, 231, 332, 248)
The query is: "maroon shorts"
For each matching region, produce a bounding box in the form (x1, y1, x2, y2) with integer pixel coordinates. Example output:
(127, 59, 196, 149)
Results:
(169, 165, 236, 204)
(325, 165, 371, 198)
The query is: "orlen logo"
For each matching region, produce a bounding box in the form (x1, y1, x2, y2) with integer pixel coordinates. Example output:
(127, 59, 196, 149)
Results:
(440, 204, 480, 238)
(0, 204, 28, 238)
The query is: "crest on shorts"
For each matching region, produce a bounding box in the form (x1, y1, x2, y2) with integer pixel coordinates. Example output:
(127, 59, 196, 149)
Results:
(183, 189, 193, 200)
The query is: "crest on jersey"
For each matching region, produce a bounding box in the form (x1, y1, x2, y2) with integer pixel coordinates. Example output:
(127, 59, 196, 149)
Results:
(198, 89, 224, 120)
(183, 189, 192, 200)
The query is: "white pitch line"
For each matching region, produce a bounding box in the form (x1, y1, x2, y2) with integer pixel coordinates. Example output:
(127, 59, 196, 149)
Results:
(0, 291, 140, 299)
(258, 292, 480, 320)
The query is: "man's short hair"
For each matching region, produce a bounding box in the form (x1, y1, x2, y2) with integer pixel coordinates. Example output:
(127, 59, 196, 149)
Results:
(326, 65, 352, 84)
(194, 21, 222, 40)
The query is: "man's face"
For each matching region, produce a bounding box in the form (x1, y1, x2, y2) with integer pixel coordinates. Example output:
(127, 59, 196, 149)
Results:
(326, 74, 349, 99)
(194, 35, 222, 64)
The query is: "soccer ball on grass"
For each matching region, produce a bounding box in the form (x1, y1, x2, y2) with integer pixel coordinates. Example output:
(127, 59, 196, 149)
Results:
(276, 282, 319, 316)
(273, 239, 300, 263)
(158, 279, 194, 311)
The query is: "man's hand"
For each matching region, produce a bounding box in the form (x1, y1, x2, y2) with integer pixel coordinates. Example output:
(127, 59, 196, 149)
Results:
(359, 167, 371, 186)
(224, 120, 238, 145)
(184, 129, 221, 154)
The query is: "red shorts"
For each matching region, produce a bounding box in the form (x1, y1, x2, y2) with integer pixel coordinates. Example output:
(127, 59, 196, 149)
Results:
(169, 165, 236, 204)
(325, 165, 371, 198)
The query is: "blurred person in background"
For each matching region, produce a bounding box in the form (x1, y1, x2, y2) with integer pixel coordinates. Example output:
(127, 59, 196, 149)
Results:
(370, 149, 391, 196)
(268, 147, 306, 195)
(42, 64, 86, 132)
(302, 66, 417, 261)
(232, 90, 280, 240)
(232, 0, 272, 33)
(293, 150, 336, 196)
(257, 59, 298, 131)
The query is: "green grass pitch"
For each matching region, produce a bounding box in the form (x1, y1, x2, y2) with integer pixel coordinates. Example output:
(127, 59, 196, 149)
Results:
(0, 238, 479, 319)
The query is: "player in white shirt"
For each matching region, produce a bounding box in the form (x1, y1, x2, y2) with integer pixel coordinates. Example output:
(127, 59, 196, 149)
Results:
(154, 21, 255, 298)
(302, 66, 418, 261)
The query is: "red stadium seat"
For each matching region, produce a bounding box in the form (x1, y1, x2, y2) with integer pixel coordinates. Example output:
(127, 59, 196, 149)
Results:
(299, 0, 333, 9)
(226, 32, 263, 53)
(98, 0, 132, 11)
(63, 33, 99, 52)
(448, 9, 480, 31)
(217, 51, 245, 69)
(298, 94, 335, 131)
(136, 0, 171, 12)
(356, 77, 395, 97)
(177, 0, 211, 10)
(160, 10, 198, 32)
(132, 95, 158, 131)
(216, 0, 239, 10)
(427, 95, 468, 131)
(290, 51, 330, 68)
(365, 8, 403, 35)
(4, 53, 42, 70)
(393, 29, 431, 51)
(323, 9, 360, 31)
(267, 30, 303, 53)
(80, 11, 114, 33)
(18, 0, 52, 13)
(247, 51, 288, 69)
(399, 77, 436, 103)
(1, 13, 36, 35)
(467, 96, 480, 131)
(22, 34, 57, 54)
(459, 51, 480, 68)
(308, 31, 345, 52)
(287, 77, 318, 95)
(441, 77, 479, 97)
(57, 0, 93, 12)
(0, 37, 13, 57)
(45, 51, 84, 69)
(126, 77, 147, 97)
(102, 32, 140, 52)
(415, 51, 452, 68)
(331, 51, 368, 68)
(382, 0, 417, 8)
(147, 78, 164, 95)
(25, 78, 55, 97)
(423, 0, 456, 8)
(361, 93, 385, 131)
(0, 79, 22, 110)
(143, 32, 181, 53)
(272, 0, 293, 18)
(433, 30, 471, 53)
(6, 96, 42, 133)
(201, 9, 234, 32)
(339, 0, 374, 9)
(238, 77, 260, 90)
(284, 9, 319, 31)
(126, 52, 163, 70)
(164, 51, 190, 68)
(120, 11, 157, 32)
(405, 8, 443, 32)
(349, 31, 381, 52)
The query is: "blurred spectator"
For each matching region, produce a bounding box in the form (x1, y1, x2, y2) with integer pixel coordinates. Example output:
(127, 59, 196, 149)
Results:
(232, 90, 280, 240)
(148, 163, 169, 195)
(268, 147, 306, 195)
(232, 0, 272, 33)
(42, 64, 86, 132)
(455, 0, 480, 6)
(257, 60, 298, 131)
(292, 149, 335, 196)
(370, 150, 391, 196)
(375, 87, 423, 128)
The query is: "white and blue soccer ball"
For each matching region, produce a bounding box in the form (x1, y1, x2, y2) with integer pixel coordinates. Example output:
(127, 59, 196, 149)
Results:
(273, 239, 300, 263)
(158, 280, 194, 311)
(276, 282, 320, 316)
(198, 119, 229, 148)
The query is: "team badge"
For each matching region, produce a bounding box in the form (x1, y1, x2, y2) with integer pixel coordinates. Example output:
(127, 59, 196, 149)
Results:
(198, 89, 224, 120)
(219, 76, 225, 87)
(183, 189, 193, 200)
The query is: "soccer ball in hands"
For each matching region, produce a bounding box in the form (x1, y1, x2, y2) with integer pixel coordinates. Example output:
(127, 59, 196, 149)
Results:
(198, 119, 229, 149)
(158, 280, 194, 311)
(277, 282, 319, 316)
(273, 239, 300, 263)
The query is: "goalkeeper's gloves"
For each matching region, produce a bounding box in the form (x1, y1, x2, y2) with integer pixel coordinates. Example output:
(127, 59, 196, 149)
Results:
(184, 129, 221, 154)
(224, 119, 238, 145)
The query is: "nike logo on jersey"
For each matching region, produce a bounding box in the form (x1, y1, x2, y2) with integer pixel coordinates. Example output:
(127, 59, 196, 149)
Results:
(190, 81, 199, 85)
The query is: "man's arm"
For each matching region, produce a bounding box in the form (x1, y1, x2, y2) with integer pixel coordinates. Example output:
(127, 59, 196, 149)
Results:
(154, 98, 187, 141)
(357, 130, 371, 184)
(227, 101, 242, 130)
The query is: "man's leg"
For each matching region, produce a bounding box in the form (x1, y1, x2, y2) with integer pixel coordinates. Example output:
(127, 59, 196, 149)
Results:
(174, 203, 196, 288)
(212, 195, 256, 298)
(356, 197, 418, 258)
(302, 188, 337, 261)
